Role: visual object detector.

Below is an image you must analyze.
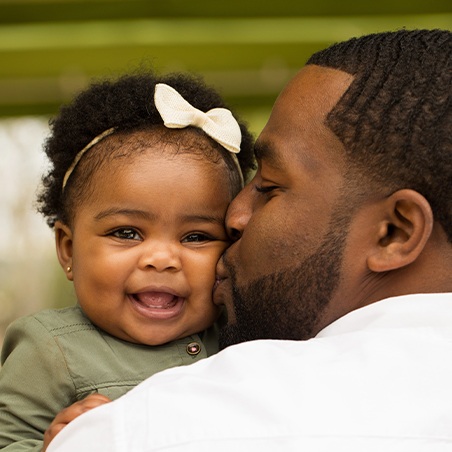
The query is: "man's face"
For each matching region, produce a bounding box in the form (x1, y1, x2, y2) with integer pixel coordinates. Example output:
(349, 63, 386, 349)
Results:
(213, 65, 356, 348)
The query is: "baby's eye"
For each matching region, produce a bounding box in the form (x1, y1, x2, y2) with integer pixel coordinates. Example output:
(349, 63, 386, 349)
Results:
(182, 233, 214, 243)
(110, 228, 141, 241)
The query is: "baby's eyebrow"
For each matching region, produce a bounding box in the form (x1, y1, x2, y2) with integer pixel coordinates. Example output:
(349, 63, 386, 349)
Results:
(178, 213, 225, 225)
(94, 208, 224, 226)
(94, 208, 155, 222)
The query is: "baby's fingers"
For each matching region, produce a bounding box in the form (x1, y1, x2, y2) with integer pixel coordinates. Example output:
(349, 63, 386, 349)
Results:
(43, 394, 111, 450)
(53, 393, 111, 424)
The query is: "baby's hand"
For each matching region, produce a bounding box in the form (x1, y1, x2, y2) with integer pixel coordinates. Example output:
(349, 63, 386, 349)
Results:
(43, 393, 111, 451)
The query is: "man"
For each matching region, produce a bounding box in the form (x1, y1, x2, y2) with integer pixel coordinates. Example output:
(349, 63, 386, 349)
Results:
(48, 29, 452, 451)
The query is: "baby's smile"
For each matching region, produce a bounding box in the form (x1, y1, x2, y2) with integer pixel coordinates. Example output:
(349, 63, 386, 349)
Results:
(129, 289, 186, 320)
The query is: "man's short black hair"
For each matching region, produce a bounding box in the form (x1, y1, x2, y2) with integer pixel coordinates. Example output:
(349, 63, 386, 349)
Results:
(308, 29, 451, 242)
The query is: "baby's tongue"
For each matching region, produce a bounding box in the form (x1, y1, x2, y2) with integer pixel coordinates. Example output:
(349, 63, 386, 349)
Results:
(135, 292, 177, 308)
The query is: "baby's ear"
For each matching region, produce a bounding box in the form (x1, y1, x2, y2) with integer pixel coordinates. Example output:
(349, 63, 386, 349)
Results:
(54, 221, 74, 281)
(367, 189, 433, 272)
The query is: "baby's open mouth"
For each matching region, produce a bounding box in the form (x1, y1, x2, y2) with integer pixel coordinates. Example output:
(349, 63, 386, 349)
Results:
(130, 291, 185, 320)
(133, 291, 180, 309)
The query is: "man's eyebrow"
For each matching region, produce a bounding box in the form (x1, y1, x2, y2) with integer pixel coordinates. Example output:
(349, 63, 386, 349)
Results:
(254, 140, 283, 169)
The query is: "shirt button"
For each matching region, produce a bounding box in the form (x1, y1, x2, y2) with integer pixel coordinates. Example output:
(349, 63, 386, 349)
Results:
(186, 342, 201, 356)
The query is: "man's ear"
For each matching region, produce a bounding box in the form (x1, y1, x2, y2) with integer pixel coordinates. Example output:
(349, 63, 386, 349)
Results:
(367, 189, 433, 272)
(54, 220, 74, 281)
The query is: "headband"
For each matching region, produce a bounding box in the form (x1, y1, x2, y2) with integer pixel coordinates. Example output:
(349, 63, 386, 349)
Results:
(62, 83, 244, 191)
(62, 127, 115, 190)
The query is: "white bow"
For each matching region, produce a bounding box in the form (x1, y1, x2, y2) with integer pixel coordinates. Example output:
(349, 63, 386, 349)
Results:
(154, 83, 242, 154)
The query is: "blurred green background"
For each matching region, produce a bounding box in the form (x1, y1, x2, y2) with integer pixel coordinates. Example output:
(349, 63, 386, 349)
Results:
(0, 0, 451, 347)
(1, 1, 452, 120)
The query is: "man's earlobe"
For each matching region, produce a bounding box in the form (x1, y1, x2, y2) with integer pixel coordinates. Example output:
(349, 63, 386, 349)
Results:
(367, 189, 433, 272)
(54, 221, 74, 281)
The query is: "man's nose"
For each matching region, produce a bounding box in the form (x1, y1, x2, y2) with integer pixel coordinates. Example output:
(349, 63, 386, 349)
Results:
(226, 184, 253, 241)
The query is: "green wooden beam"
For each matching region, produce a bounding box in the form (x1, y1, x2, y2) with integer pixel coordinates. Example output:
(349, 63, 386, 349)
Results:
(0, 0, 451, 23)
(0, 13, 450, 117)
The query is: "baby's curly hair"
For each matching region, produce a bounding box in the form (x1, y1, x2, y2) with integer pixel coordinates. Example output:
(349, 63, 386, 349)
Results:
(307, 29, 452, 242)
(37, 70, 255, 228)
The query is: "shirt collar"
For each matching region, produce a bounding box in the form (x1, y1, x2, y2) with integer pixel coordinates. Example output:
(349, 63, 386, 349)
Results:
(315, 292, 452, 338)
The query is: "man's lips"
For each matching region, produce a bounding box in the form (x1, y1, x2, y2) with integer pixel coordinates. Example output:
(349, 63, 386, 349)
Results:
(215, 255, 228, 281)
(213, 276, 224, 295)
(213, 257, 229, 305)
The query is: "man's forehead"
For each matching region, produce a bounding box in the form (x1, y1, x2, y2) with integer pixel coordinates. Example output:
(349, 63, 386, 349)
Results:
(289, 65, 354, 99)
(273, 65, 354, 124)
(254, 65, 354, 172)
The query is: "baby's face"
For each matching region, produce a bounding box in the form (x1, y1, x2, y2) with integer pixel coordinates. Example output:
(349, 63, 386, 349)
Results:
(57, 144, 232, 345)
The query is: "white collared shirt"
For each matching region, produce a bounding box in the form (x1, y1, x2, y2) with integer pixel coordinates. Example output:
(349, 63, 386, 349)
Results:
(48, 293, 452, 452)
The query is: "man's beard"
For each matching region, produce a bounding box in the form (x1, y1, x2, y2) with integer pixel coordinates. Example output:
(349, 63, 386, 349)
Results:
(219, 217, 349, 350)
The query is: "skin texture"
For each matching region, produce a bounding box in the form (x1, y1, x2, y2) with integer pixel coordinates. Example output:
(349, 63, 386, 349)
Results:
(218, 208, 350, 348)
(214, 65, 355, 346)
(214, 64, 452, 348)
(44, 132, 234, 450)
(55, 139, 232, 346)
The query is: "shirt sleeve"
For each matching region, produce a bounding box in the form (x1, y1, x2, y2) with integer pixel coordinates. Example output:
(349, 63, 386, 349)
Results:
(0, 315, 76, 451)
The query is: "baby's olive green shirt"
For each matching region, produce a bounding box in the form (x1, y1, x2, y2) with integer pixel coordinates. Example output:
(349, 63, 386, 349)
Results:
(0, 306, 218, 451)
